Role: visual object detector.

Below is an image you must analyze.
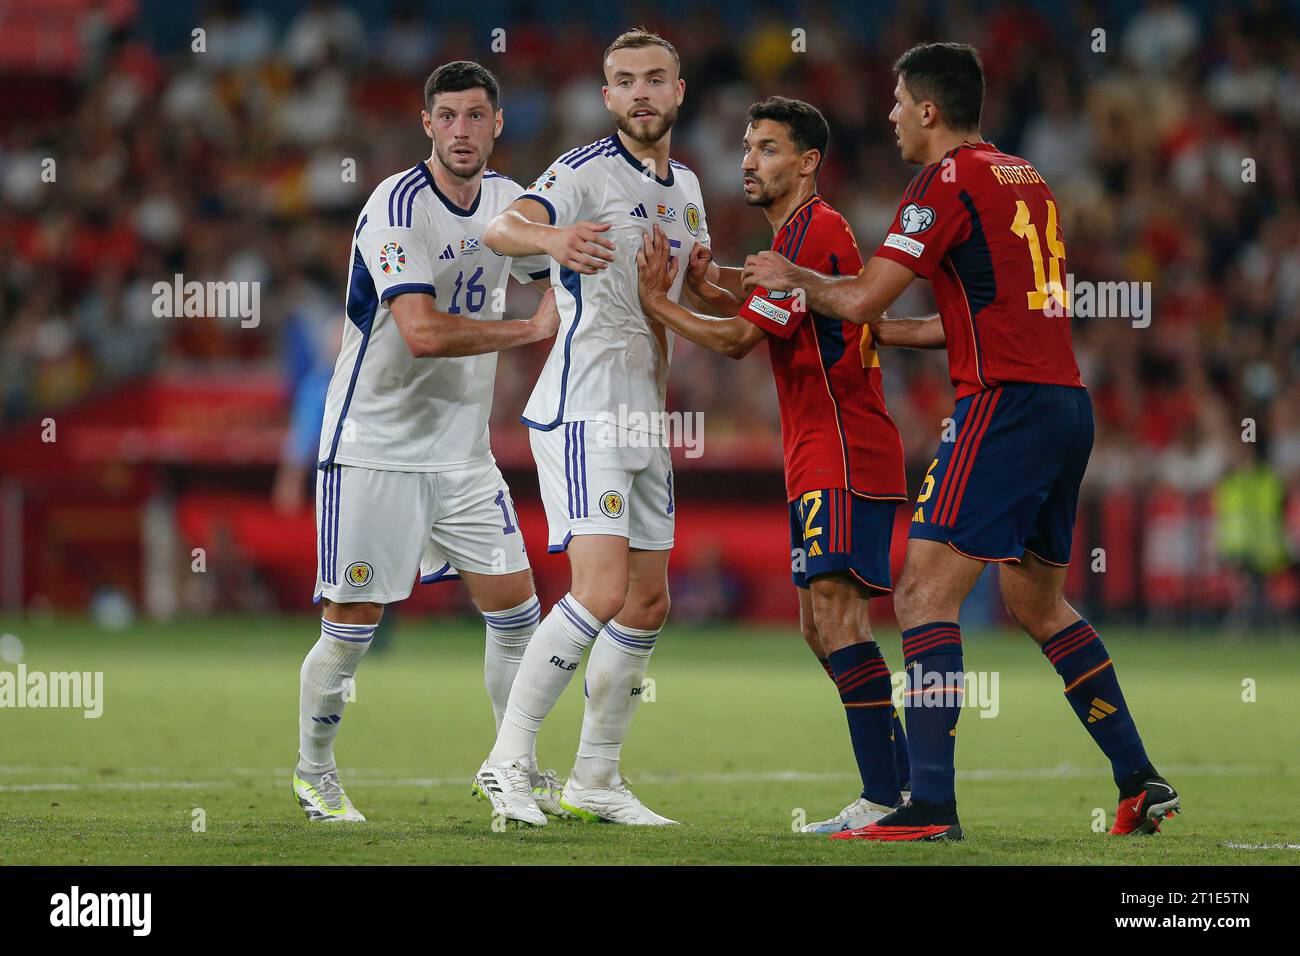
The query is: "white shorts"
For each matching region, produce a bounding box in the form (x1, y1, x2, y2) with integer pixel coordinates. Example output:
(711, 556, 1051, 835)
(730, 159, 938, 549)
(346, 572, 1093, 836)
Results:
(530, 421, 675, 553)
(314, 459, 530, 604)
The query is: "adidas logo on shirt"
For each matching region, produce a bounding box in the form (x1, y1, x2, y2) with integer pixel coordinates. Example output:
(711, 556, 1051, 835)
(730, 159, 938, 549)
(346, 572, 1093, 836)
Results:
(438, 244, 455, 260)
(629, 203, 648, 219)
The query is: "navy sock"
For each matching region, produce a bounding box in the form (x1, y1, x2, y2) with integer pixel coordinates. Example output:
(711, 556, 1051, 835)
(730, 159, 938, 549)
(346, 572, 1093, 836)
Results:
(828, 641, 900, 807)
(891, 707, 911, 791)
(901, 622, 964, 805)
(1041, 620, 1150, 788)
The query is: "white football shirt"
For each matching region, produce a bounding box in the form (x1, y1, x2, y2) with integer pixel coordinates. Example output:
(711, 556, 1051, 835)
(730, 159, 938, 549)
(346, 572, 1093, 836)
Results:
(518, 134, 710, 438)
(319, 162, 550, 472)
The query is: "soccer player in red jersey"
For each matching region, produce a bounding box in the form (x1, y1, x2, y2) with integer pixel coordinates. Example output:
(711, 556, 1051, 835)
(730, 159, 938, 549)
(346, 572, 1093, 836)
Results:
(745, 44, 1179, 841)
(636, 97, 912, 833)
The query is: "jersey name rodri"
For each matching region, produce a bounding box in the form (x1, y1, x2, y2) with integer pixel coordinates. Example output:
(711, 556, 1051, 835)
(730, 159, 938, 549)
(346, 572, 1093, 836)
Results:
(872, 141, 1083, 399)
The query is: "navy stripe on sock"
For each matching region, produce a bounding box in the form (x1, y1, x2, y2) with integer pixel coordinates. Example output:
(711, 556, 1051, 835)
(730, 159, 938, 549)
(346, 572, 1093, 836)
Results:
(901, 621, 962, 663)
(1041, 620, 1110, 686)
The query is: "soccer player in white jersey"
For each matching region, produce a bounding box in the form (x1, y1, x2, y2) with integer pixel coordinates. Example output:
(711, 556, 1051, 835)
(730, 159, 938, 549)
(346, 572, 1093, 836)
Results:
(293, 61, 561, 823)
(474, 29, 711, 826)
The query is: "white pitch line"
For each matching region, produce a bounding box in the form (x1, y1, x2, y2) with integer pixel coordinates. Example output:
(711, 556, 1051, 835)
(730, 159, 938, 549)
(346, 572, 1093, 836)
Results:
(0, 781, 212, 793)
(0, 764, 1291, 794)
(1222, 842, 1300, 851)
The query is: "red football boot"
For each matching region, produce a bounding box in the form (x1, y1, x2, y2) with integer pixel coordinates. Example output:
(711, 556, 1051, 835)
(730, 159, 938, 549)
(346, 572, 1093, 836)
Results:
(1111, 774, 1180, 835)
(831, 799, 963, 842)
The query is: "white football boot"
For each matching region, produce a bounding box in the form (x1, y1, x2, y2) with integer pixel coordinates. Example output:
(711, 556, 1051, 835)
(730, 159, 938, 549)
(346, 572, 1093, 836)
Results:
(531, 768, 567, 818)
(559, 776, 678, 825)
(472, 760, 547, 826)
(293, 766, 366, 823)
(800, 796, 894, 834)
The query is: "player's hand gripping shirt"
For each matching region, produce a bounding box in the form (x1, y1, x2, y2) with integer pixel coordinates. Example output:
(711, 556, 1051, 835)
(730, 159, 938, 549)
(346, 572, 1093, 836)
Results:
(738, 195, 907, 504)
(872, 142, 1084, 399)
(518, 135, 710, 438)
(318, 162, 550, 472)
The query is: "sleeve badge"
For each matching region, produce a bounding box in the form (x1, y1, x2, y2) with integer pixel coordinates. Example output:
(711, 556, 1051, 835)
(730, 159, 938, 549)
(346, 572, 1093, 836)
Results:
(378, 242, 406, 275)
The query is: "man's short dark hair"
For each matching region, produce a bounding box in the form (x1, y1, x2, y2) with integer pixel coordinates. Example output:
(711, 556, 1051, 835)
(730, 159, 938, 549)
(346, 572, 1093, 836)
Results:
(747, 96, 830, 172)
(604, 27, 680, 72)
(893, 42, 984, 132)
(424, 60, 500, 112)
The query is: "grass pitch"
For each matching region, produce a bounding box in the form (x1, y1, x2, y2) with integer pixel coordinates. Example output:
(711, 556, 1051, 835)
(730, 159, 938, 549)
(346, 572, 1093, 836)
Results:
(0, 615, 1296, 865)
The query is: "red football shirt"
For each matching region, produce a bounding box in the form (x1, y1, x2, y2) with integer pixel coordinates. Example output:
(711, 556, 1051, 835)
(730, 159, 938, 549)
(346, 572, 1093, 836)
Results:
(739, 195, 908, 504)
(873, 142, 1084, 399)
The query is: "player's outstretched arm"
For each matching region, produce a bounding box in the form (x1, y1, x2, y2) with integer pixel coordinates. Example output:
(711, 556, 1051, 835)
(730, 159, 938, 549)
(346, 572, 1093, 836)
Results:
(707, 262, 746, 300)
(870, 313, 945, 349)
(682, 242, 742, 317)
(390, 288, 559, 358)
(637, 227, 764, 360)
(742, 251, 915, 326)
(484, 198, 616, 276)
(684, 241, 747, 304)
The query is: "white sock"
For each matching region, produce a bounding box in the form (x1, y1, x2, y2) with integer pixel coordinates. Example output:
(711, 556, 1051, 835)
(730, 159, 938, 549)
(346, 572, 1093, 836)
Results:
(572, 620, 659, 788)
(488, 594, 601, 766)
(482, 595, 541, 731)
(298, 619, 375, 772)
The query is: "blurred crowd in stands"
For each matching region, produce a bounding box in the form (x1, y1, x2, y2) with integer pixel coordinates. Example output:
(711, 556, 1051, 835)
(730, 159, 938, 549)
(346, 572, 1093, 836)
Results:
(2, 0, 1299, 615)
